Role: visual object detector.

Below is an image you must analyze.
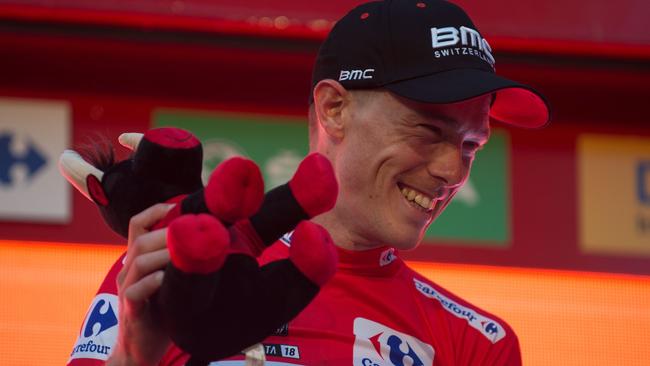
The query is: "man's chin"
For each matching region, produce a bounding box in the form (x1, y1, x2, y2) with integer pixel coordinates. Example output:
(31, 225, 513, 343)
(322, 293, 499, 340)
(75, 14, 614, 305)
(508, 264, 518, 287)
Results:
(390, 231, 426, 251)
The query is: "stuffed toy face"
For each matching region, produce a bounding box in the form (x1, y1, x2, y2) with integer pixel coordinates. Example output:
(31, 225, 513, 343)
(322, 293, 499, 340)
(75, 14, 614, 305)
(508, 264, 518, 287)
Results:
(59, 128, 204, 237)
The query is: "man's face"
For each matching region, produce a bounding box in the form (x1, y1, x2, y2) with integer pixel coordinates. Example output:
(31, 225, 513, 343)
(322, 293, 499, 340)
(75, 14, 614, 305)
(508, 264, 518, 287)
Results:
(330, 90, 491, 250)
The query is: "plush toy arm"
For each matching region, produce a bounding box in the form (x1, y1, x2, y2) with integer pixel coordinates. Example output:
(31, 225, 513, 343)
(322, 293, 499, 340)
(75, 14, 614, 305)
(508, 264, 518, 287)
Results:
(159, 153, 338, 362)
(243, 153, 338, 255)
(159, 219, 337, 362)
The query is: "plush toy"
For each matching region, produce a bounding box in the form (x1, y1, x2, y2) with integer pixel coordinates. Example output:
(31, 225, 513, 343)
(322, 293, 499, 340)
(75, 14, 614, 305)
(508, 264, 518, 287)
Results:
(59, 127, 339, 364)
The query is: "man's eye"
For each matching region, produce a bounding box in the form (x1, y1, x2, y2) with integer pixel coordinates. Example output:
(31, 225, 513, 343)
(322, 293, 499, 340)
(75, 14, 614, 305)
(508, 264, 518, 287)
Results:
(463, 141, 483, 153)
(419, 125, 442, 135)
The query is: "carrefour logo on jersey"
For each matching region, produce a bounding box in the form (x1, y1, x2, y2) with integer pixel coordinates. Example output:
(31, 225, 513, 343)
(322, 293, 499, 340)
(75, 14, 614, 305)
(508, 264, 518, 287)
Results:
(280, 230, 294, 246)
(353, 317, 434, 366)
(413, 278, 505, 343)
(379, 248, 396, 267)
(68, 293, 119, 362)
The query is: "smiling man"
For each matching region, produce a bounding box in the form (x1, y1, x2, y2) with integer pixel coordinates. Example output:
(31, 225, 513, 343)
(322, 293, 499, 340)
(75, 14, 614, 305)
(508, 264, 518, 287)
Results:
(308, 89, 492, 252)
(70, 1, 549, 366)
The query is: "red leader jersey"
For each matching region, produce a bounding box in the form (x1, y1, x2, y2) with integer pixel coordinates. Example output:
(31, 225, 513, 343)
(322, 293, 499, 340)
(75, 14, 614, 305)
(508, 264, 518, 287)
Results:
(68, 235, 521, 366)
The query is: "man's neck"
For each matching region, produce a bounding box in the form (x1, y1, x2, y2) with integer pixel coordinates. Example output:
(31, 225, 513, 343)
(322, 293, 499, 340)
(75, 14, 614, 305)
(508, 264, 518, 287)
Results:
(311, 211, 386, 252)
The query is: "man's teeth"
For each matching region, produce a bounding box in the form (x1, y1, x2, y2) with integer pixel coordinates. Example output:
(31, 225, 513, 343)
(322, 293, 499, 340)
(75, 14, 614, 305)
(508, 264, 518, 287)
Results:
(401, 187, 434, 210)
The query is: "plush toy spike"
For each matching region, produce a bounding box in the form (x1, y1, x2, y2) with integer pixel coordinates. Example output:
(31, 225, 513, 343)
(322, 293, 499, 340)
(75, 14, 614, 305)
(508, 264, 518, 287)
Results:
(117, 132, 144, 151)
(203, 157, 265, 224)
(248, 153, 337, 249)
(289, 152, 339, 217)
(58, 149, 105, 201)
(167, 214, 231, 276)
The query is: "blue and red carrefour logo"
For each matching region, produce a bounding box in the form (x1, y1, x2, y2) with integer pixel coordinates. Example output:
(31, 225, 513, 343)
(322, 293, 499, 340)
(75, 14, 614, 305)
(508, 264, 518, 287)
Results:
(638, 161, 650, 205)
(379, 248, 396, 267)
(353, 318, 434, 366)
(83, 298, 118, 337)
(280, 231, 294, 246)
(0, 132, 47, 186)
(482, 321, 500, 336)
(68, 293, 119, 362)
(413, 278, 506, 343)
(382, 333, 425, 366)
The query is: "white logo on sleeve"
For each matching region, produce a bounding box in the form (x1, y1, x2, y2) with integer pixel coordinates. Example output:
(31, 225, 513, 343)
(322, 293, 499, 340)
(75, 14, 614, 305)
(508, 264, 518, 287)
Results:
(353, 317, 434, 366)
(413, 278, 506, 343)
(379, 248, 396, 267)
(68, 293, 119, 362)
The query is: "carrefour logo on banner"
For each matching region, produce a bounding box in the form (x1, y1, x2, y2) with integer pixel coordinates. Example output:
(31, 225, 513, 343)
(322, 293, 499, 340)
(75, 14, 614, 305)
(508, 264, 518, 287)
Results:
(69, 293, 119, 362)
(353, 317, 435, 366)
(579, 134, 650, 256)
(638, 161, 650, 234)
(0, 97, 70, 222)
(638, 161, 650, 206)
(0, 132, 47, 185)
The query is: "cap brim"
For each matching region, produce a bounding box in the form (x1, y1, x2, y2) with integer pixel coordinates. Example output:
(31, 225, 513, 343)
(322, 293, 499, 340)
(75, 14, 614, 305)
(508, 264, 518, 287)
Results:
(384, 69, 550, 128)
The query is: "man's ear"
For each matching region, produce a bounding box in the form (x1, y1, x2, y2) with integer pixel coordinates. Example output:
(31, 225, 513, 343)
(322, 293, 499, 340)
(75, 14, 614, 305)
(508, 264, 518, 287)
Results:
(312, 79, 349, 141)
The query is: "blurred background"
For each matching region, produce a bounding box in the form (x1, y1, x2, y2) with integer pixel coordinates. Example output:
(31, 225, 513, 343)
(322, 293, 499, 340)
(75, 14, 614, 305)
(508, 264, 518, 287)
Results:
(0, 0, 649, 364)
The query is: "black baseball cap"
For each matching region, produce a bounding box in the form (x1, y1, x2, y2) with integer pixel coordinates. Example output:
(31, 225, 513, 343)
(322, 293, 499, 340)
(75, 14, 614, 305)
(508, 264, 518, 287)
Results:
(311, 0, 550, 128)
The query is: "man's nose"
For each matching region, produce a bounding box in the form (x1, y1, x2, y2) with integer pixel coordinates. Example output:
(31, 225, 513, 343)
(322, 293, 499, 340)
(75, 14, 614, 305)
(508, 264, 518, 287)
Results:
(425, 142, 467, 187)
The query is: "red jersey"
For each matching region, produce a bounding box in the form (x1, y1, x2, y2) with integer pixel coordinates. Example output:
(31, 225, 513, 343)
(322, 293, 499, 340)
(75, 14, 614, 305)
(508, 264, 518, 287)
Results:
(68, 237, 521, 366)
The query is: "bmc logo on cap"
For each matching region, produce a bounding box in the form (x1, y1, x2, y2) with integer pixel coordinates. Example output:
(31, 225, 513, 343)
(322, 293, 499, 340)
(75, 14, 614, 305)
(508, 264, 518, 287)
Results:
(430, 26, 495, 65)
(353, 317, 434, 366)
(339, 69, 375, 81)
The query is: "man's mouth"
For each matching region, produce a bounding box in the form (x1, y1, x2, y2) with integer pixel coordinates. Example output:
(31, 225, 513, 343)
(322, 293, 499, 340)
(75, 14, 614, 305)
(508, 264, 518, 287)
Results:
(399, 184, 435, 211)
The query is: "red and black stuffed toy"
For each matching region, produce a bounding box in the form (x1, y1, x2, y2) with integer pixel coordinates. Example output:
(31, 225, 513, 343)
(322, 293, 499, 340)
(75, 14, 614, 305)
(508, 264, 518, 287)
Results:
(59, 127, 339, 364)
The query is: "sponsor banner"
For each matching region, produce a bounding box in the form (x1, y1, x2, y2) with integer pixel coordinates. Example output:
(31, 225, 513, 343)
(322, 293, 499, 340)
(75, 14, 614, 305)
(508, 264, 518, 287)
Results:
(424, 130, 510, 245)
(155, 110, 510, 245)
(413, 278, 506, 343)
(353, 317, 435, 366)
(68, 293, 119, 362)
(578, 134, 650, 256)
(154, 110, 308, 191)
(0, 97, 71, 222)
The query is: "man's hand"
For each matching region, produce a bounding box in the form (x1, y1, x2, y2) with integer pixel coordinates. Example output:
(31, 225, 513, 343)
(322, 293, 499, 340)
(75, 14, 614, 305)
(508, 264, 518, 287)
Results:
(108, 203, 174, 366)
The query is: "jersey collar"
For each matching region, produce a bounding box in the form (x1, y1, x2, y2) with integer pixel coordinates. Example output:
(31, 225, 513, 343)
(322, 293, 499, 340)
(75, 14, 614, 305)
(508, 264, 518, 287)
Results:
(336, 245, 402, 277)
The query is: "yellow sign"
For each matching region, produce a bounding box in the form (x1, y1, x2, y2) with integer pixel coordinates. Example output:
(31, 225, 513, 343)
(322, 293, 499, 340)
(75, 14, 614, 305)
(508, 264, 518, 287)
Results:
(578, 134, 650, 256)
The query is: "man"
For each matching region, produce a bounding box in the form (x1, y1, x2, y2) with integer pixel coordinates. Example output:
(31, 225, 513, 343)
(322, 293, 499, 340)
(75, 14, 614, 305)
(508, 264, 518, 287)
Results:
(69, 1, 549, 365)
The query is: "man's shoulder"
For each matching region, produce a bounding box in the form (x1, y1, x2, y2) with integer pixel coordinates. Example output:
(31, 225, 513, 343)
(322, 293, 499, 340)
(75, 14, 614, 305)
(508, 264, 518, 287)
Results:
(67, 251, 126, 365)
(403, 264, 517, 345)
